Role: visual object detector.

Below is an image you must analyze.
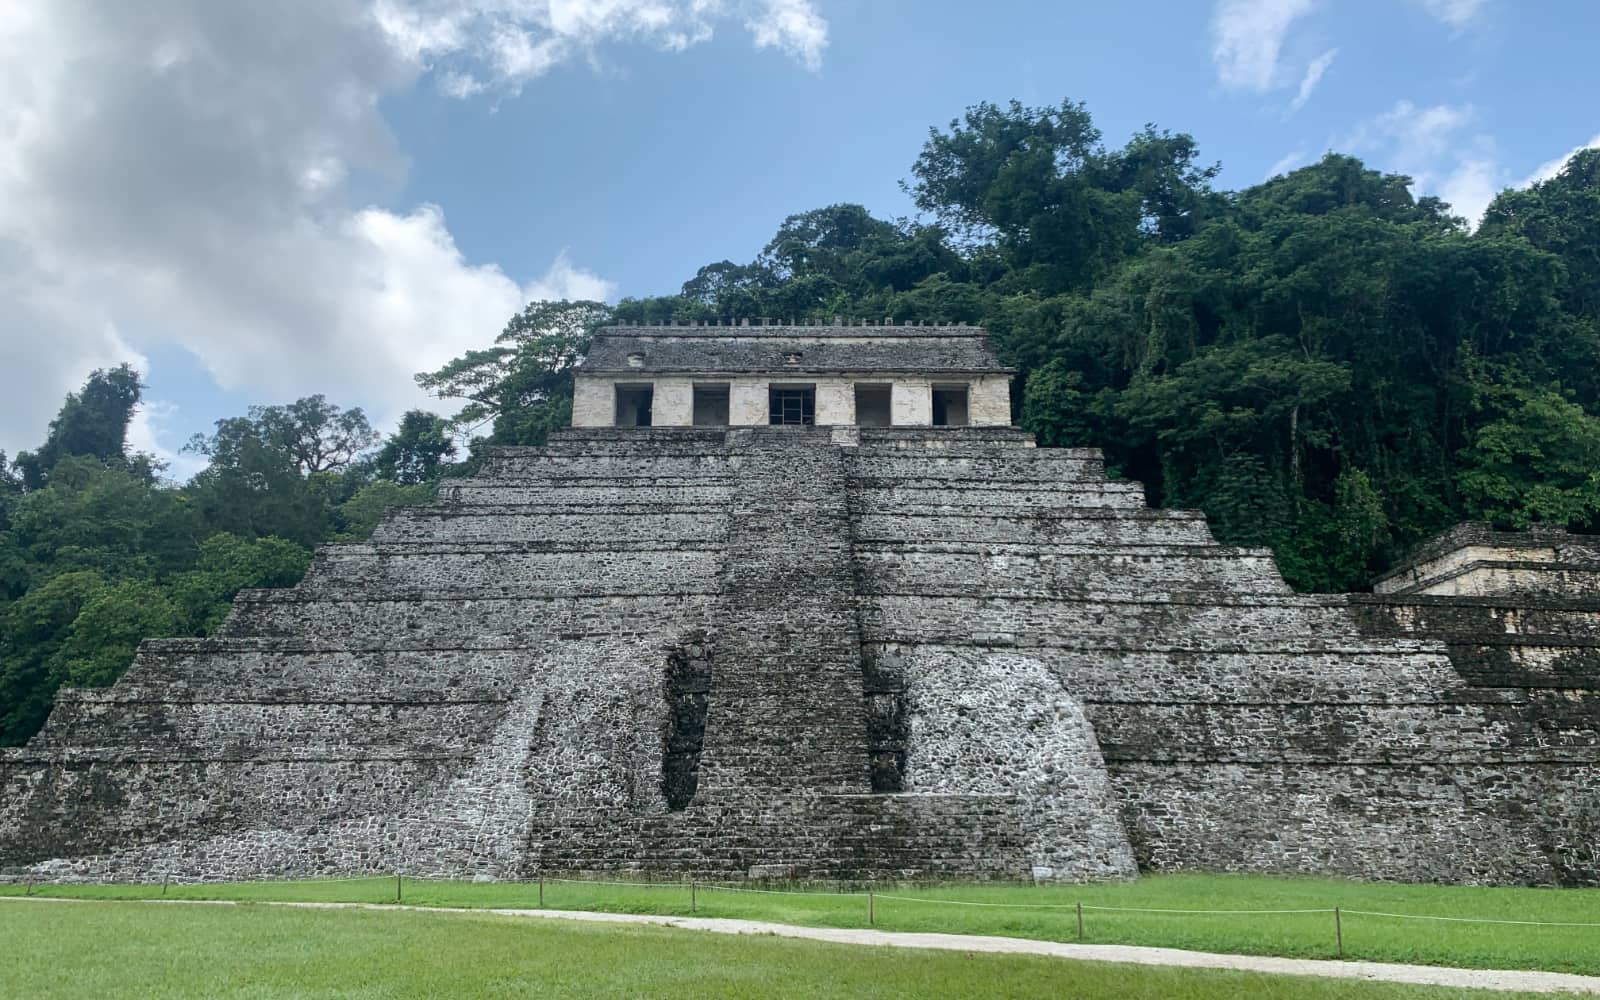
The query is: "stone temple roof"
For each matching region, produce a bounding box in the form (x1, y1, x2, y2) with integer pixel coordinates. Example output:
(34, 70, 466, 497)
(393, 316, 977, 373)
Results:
(581, 323, 1014, 376)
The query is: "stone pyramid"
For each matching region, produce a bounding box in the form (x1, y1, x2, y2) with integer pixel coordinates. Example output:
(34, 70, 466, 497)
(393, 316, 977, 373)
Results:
(5, 424, 1596, 884)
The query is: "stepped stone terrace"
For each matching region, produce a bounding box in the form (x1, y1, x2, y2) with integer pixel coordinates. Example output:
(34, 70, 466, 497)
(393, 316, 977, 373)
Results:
(1, 323, 1597, 886)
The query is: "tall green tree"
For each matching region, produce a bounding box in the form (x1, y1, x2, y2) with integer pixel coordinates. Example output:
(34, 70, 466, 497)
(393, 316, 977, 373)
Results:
(166, 533, 313, 634)
(1482, 148, 1600, 317)
(0, 451, 20, 533)
(190, 395, 378, 476)
(1457, 364, 1600, 529)
(48, 580, 182, 689)
(910, 100, 1220, 294)
(418, 299, 613, 448)
(2, 457, 196, 598)
(373, 410, 457, 484)
(14, 364, 145, 490)
(0, 571, 108, 744)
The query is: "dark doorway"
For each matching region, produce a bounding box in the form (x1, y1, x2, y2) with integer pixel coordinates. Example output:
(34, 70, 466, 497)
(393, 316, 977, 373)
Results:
(693, 384, 730, 426)
(931, 385, 969, 427)
(615, 385, 653, 427)
(854, 384, 892, 427)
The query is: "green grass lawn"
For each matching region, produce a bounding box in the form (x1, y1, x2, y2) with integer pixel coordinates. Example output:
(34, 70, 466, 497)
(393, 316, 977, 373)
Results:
(4, 873, 1597, 976)
(0, 899, 1559, 1000)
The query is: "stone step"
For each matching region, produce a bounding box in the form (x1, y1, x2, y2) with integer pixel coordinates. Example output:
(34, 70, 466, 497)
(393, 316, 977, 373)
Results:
(477, 455, 735, 479)
(1089, 700, 1599, 765)
(871, 643, 1462, 703)
(440, 484, 734, 506)
(120, 640, 642, 692)
(845, 454, 1115, 483)
(216, 593, 718, 642)
(1439, 639, 1600, 689)
(694, 436, 871, 796)
(865, 594, 1373, 646)
(532, 794, 1052, 880)
(855, 547, 1289, 596)
(853, 511, 1212, 547)
(300, 547, 722, 597)
(1351, 595, 1600, 640)
(854, 428, 1048, 449)
(852, 488, 1151, 514)
(1108, 759, 1586, 886)
(30, 691, 501, 756)
(371, 509, 724, 545)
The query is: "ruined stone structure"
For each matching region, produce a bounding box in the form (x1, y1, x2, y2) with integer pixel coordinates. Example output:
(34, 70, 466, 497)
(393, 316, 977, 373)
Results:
(2, 322, 1597, 886)
(571, 321, 1014, 429)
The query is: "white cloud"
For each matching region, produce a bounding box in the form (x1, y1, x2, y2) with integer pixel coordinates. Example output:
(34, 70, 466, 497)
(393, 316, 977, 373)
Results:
(747, 0, 828, 70)
(1416, 0, 1488, 29)
(126, 399, 208, 482)
(1437, 157, 1501, 226)
(0, 0, 812, 458)
(1341, 100, 1475, 166)
(1210, 0, 1315, 93)
(1264, 149, 1309, 180)
(375, 0, 829, 96)
(1522, 133, 1600, 187)
(0, 256, 147, 462)
(525, 250, 619, 303)
(1337, 100, 1505, 224)
(1288, 48, 1336, 113)
(1340, 102, 1600, 229)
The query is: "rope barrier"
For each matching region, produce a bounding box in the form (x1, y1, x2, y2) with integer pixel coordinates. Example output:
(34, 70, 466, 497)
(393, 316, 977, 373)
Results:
(877, 894, 1079, 909)
(542, 877, 689, 889)
(876, 894, 1332, 914)
(1341, 909, 1600, 928)
(1082, 904, 1336, 915)
(699, 883, 858, 897)
(14, 873, 1597, 929)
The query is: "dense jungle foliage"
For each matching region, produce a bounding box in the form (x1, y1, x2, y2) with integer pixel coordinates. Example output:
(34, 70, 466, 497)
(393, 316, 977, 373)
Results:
(3, 99, 1598, 744)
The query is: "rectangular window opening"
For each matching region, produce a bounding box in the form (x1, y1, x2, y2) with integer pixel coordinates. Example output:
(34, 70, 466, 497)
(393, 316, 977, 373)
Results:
(692, 384, 730, 427)
(931, 385, 969, 427)
(615, 385, 654, 427)
(854, 384, 893, 427)
(768, 385, 816, 426)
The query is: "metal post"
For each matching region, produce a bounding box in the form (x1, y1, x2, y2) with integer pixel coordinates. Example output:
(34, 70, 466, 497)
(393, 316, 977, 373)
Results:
(538, 875, 544, 908)
(1076, 901, 1084, 941)
(691, 880, 697, 913)
(868, 888, 875, 926)
(1335, 906, 1343, 959)
(396, 873, 402, 903)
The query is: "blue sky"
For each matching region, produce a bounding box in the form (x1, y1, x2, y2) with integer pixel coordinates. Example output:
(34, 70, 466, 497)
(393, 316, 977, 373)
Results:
(1, 1, 1596, 477)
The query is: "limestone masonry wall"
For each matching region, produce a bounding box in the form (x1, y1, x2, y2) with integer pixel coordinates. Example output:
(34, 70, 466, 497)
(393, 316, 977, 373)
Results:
(2, 426, 1597, 885)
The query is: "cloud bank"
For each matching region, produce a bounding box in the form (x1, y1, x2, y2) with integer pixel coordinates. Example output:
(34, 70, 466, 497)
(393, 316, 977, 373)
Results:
(0, 0, 825, 459)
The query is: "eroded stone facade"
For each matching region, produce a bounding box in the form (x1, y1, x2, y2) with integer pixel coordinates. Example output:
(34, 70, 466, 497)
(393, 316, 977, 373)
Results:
(1373, 522, 1600, 598)
(2, 330, 1598, 886)
(571, 323, 1014, 428)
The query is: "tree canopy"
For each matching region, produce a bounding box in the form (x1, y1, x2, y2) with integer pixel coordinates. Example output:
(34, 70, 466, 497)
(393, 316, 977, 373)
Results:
(1, 375, 446, 744)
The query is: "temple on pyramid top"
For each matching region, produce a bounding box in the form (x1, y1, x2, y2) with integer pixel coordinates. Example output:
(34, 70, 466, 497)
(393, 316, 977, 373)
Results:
(571, 321, 1016, 428)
